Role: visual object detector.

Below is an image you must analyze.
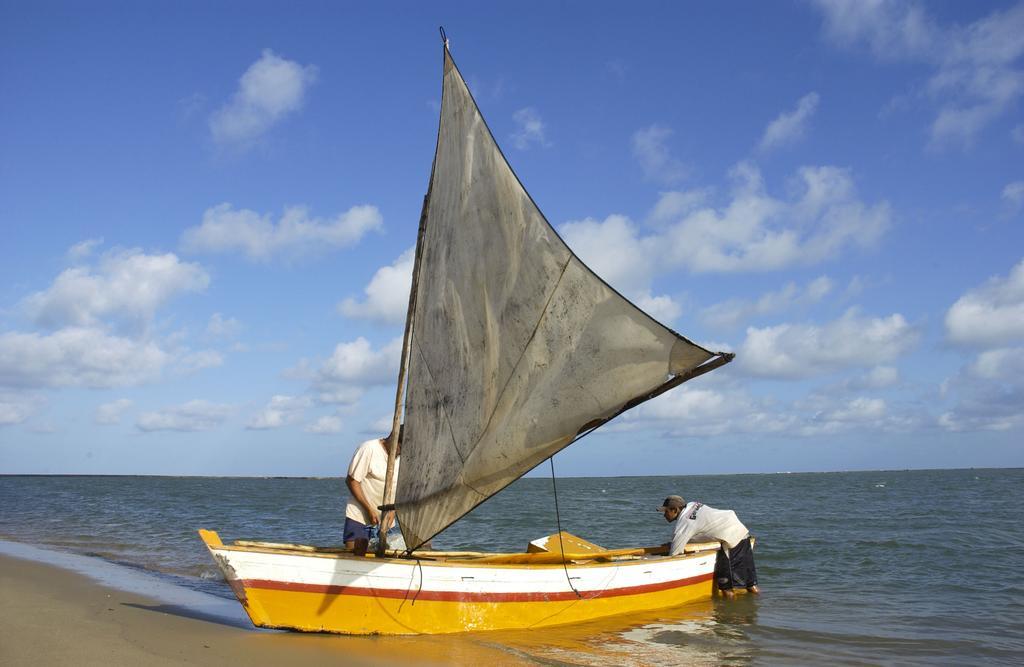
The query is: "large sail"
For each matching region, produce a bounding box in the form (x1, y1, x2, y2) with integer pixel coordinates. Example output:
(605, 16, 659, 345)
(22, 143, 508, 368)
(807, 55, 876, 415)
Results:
(395, 46, 727, 550)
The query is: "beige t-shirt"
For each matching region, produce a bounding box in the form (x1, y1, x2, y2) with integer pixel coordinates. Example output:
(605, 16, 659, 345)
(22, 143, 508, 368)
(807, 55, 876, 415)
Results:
(345, 438, 400, 525)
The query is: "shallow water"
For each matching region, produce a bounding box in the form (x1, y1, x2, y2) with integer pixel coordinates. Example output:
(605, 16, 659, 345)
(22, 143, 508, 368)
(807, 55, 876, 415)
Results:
(1, 469, 1022, 665)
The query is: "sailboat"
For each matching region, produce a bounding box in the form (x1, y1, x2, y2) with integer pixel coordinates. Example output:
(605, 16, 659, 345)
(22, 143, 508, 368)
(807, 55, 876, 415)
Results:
(199, 32, 734, 635)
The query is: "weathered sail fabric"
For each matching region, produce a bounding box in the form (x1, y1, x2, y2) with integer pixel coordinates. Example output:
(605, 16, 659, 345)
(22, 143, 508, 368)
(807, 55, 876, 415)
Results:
(395, 49, 716, 550)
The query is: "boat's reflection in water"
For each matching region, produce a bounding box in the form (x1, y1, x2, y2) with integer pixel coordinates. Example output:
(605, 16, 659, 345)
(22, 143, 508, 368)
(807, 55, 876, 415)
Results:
(486, 596, 759, 666)
(246, 596, 758, 666)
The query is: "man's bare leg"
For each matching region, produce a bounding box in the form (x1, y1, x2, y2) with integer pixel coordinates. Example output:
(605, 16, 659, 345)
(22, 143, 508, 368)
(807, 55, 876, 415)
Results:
(747, 585, 760, 595)
(345, 539, 369, 556)
(722, 588, 735, 599)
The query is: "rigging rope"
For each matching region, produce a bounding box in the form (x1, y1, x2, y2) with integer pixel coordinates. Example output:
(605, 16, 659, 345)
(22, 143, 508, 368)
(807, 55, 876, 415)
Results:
(550, 456, 582, 599)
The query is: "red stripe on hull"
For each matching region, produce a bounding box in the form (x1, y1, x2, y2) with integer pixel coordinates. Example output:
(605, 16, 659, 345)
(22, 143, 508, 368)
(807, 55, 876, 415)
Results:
(240, 572, 713, 603)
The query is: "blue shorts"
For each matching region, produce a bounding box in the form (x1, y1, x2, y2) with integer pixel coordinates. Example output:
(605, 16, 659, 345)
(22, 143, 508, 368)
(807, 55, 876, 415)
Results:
(343, 517, 374, 543)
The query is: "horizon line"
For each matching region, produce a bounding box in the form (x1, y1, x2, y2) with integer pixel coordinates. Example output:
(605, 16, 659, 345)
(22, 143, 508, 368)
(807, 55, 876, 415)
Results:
(1, 465, 1021, 480)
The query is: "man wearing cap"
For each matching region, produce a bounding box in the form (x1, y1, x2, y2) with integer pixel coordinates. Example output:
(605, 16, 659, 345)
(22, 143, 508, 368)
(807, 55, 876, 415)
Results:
(658, 495, 759, 598)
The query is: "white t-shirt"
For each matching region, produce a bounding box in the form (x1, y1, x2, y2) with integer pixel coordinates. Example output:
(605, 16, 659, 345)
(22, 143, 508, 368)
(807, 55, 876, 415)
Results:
(345, 438, 400, 525)
(670, 501, 749, 554)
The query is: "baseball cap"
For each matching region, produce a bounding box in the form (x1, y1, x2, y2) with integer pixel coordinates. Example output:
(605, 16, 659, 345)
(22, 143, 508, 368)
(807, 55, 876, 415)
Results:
(657, 495, 684, 511)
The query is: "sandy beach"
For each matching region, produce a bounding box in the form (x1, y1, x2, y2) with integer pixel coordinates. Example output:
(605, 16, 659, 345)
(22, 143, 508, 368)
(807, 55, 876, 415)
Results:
(0, 553, 532, 666)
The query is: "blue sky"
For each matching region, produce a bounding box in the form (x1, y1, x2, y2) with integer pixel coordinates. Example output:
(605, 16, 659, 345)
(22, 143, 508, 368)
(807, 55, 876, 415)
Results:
(1, 1, 1022, 476)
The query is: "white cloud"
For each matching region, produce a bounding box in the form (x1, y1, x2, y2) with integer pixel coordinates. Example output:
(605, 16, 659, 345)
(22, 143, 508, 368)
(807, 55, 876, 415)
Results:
(662, 163, 889, 273)
(634, 294, 682, 324)
(967, 346, 1024, 381)
(641, 386, 727, 421)
(307, 337, 402, 408)
(366, 414, 397, 435)
(811, 365, 902, 398)
(560, 214, 681, 322)
(820, 396, 887, 422)
(929, 105, 1002, 148)
(758, 92, 820, 152)
(209, 49, 318, 148)
(317, 387, 364, 405)
(178, 349, 224, 373)
(306, 415, 343, 435)
(181, 203, 381, 261)
(807, 276, 836, 301)
(632, 125, 688, 184)
(631, 385, 798, 438)
(795, 392, 915, 436)
(317, 337, 401, 386)
(561, 165, 887, 328)
(938, 407, 1022, 432)
(851, 365, 900, 389)
(812, 0, 939, 61)
(927, 6, 1024, 148)
(625, 381, 920, 439)
(648, 190, 709, 224)
(938, 375, 1024, 433)
(739, 308, 919, 379)
(510, 107, 549, 150)
(137, 400, 233, 432)
(296, 336, 399, 420)
(67, 238, 103, 262)
(247, 395, 311, 430)
(339, 248, 414, 325)
(939, 337, 1024, 433)
(1003, 181, 1024, 213)
(2, 249, 216, 390)
(0, 327, 168, 389)
(95, 398, 133, 425)
(945, 259, 1024, 347)
(701, 276, 833, 330)
(206, 313, 242, 339)
(810, 1, 1024, 148)
(0, 405, 29, 425)
(0, 391, 45, 426)
(24, 248, 208, 331)
(561, 215, 657, 295)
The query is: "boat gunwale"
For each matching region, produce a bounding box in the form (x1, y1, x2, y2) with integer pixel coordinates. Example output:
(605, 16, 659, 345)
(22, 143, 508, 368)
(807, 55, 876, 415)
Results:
(206, 541, 722, 571)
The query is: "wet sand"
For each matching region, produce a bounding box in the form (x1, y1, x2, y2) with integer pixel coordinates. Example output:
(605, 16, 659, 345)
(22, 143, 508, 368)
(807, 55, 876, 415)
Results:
(0, 543, 740, 666)
(0, 554, 532, 666)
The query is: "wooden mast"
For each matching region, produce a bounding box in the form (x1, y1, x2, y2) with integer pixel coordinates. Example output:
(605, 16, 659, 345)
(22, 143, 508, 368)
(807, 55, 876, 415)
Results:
(375, 31, 449, 557)
(375, 193, 430, 557)
(375, 31, 452, 558)
(375, 30, 453, 558)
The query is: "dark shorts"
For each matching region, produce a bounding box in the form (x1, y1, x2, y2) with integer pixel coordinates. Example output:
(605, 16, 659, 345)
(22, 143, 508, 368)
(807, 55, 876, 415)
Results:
(343, 517, 372, 543)
(714, 536, 758, 591)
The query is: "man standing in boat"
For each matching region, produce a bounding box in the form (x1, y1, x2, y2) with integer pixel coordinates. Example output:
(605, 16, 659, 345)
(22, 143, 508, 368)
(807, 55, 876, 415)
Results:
(658, 495, 760, 598)
(344, 427, 401, 556)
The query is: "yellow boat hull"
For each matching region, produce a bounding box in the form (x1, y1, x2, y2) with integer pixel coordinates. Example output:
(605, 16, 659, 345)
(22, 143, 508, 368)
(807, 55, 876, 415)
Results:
(242, 578, 713, 635)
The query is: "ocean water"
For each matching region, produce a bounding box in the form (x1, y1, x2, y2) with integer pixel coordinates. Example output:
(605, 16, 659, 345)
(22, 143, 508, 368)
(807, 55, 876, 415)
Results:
(1, 468, 1022, 665)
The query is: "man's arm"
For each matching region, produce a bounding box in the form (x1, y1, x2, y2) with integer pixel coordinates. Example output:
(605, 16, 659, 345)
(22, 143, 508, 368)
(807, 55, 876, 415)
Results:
(670, 519, 698, 555)
(346, 475, 379, 527)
